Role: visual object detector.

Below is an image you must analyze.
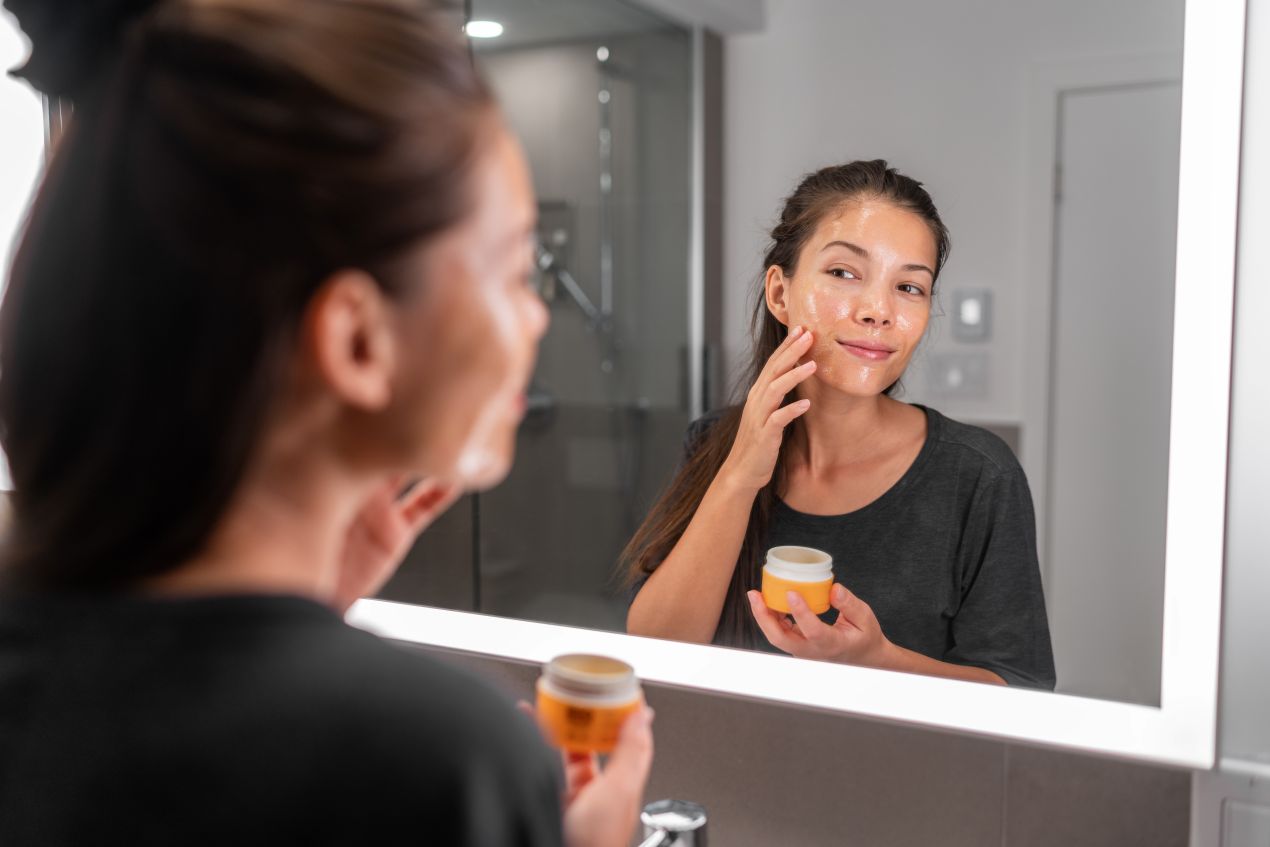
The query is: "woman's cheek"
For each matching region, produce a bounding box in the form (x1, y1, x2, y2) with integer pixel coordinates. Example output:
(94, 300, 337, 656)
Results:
(895, 309, 925, 336)
(452, 288, 538, 489)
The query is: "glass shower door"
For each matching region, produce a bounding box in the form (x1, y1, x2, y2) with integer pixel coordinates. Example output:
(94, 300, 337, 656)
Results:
(379, 0, 695, 634)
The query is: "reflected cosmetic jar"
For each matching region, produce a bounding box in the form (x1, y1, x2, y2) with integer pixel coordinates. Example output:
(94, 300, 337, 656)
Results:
(761, 545, 834, 614)
(536, 654, 643, 754)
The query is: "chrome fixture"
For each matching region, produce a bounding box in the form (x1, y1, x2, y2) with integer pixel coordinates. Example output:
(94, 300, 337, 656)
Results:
(638, 799, 708, 847)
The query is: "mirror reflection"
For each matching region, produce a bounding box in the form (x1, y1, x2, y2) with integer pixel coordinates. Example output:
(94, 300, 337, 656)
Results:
(380, 0, 1184, 707)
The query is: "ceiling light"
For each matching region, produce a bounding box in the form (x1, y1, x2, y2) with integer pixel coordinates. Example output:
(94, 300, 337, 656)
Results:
(464, 20, 504, 39)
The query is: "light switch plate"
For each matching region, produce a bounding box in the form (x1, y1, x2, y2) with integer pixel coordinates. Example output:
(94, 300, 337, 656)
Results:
(926, 352, 989, 399)
(951, 289, 992, 342)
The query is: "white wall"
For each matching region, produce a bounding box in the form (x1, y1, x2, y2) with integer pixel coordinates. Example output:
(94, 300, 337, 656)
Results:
(721, 0, 1184, 422)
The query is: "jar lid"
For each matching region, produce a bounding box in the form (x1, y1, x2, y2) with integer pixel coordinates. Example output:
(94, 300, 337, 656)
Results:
(764, 545, 833, 581)
(542, 654, 639, 701)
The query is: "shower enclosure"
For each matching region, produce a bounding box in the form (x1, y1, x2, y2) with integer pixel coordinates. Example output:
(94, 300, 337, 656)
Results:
(378, 0, 698, 633)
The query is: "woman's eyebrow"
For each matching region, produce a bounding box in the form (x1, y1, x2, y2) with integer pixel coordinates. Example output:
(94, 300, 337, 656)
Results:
(820, 239, 869, 258)
(821, 240, 934, 276)
(903, 263, 935, 277)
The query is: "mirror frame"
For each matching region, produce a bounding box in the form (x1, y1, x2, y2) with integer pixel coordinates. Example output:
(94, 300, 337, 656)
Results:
(351, 0, 1246, 769)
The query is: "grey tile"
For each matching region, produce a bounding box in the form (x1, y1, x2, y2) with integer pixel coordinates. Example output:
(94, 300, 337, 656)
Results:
(640, 685, 1005, 847)
(415, 646, 1005, 847)
(393, 648, 1196, 847)
(1004, 743, 1189, 847)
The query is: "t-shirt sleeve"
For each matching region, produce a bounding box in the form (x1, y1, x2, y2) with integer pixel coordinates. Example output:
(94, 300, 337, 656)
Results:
(945, 463, 1057, 690)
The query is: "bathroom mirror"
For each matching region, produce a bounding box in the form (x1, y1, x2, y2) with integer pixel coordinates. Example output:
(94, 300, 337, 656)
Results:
(354, 0, 1243, 767)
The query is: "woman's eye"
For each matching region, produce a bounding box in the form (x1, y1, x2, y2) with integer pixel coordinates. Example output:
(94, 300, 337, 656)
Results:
(828, 268, 858, 280)
(898, 283, 927, 296)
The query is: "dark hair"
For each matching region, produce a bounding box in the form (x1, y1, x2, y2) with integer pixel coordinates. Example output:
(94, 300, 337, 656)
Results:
(0, 0, 494, 589)
(620, 159, 950, 647)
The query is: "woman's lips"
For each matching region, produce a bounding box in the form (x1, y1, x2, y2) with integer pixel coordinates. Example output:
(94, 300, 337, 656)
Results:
(838, 341, 895, 361)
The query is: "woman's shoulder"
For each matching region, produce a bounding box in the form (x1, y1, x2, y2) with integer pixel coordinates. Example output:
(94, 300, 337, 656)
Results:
(224, 612, 558, 801)
(127, 596, 541, 762)
(296, 619, 530, 737)
(918, 405, 1025, 479)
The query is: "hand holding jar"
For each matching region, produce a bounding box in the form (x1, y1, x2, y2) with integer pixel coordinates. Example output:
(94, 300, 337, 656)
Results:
(747, 581, 896, 667)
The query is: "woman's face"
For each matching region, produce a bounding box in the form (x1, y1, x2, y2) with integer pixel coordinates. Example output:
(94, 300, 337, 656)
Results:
(391, 125, 548, 489)
(766, 197, 937, 398)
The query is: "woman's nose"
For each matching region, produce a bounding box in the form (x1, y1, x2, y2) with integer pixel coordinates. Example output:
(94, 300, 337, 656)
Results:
(854, 291, 893, 327)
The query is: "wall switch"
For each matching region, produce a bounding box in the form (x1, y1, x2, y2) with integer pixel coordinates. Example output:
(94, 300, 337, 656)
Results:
(926, 352, 989, 399)
(951, 289, 992, 342)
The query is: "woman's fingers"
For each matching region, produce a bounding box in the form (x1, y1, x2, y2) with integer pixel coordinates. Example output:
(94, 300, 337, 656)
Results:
(785, 591, 833, 643)
(400, 479, 461, 531)
(563, 752, 599, 804)
(767, 397, 812, 432)
(766, 358, 817, 402)
(758, 325, 815, 387)
(599, 705, 655, 796)
(828, 583, 872, 630)
(747, 591, 799, 652)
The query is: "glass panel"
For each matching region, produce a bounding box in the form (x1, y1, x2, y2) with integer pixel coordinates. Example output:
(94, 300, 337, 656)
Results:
(380, 0, 694, 633)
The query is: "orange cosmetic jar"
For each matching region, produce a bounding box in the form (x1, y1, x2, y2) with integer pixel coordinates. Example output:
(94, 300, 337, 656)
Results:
(761, 545, 834, 614)
(535, 654, 643, 754)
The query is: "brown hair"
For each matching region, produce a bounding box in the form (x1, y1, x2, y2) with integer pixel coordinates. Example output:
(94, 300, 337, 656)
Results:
(0, 0, 494, 589)
(620, 160, 951, 647)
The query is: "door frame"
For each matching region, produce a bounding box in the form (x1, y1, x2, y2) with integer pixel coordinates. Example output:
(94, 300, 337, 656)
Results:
(1021, 53, 1182, 589)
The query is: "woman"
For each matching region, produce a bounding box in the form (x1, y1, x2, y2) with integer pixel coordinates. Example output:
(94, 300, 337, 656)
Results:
(0, 0, 651, 844)
(624, 161, 1055, 689)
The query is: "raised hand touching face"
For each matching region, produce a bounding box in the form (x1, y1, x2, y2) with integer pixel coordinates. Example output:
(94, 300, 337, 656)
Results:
(332, 475, 462, 614)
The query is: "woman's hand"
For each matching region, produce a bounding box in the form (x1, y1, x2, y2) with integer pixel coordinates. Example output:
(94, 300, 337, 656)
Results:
(518, 702, 655, 847)
(747, 583, 896, 667)
(560, 707, 655, 847)
(332, 475, 462, 613)
(719, 325, 817, 492)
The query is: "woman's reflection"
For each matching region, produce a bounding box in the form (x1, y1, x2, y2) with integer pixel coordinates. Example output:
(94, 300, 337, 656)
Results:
(622, 160, 1055, 689)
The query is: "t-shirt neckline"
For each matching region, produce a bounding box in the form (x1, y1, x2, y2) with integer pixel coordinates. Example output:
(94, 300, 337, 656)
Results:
(776, 403, 941, 523)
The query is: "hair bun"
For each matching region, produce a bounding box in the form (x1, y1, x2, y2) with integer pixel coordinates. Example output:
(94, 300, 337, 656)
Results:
(4, 0, 164, 100)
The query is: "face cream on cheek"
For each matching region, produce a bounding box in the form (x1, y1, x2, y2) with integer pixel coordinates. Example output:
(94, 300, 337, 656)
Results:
(535, 654, 643, 754)
(761, 545, 833, 614)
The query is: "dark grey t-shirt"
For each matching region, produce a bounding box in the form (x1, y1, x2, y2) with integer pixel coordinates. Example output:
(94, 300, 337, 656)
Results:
(0, 593, 565, 846)
(686, 404, 1056, 690)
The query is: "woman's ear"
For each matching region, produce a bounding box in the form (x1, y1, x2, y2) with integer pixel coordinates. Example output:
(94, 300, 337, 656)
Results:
(303, 270, 396, 410)
(764, 265, 791, 326)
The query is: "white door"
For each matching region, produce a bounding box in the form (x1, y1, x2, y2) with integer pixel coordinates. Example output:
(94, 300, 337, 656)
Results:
(1047, 81, 1181, 705)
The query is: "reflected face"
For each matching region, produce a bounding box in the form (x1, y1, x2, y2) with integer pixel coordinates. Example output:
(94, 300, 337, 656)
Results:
(770, 198, 937, 397)
(395, 125, 548, 489)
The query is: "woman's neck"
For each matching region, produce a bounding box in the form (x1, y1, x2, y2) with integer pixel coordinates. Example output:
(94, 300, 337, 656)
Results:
(790, 379, 907, 473)
(142, 423, 372, 608)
